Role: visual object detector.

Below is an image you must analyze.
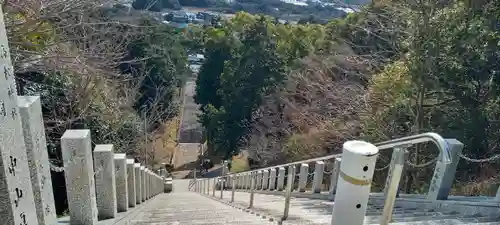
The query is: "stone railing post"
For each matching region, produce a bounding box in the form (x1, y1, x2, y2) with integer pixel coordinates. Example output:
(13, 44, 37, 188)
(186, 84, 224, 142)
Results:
(298, 163, 308, 192)
(256, 170, 263, 189)
(18, 96, 57, 225)
(427, 139, 464, 200)
(114, 153, 128, 212)
(331, 141, 379, 225)
(61, 130, 98, 224)
(93, 144, 117, 219)
(277, 167, 286, 191)
(206, 178, 210, 194)
(145, 169, 149, 199)
(140, 166, 146, 202)
(134, 163, 142, 204)
(212, 178, 217, 196)
(329, 158, 341, 197)
(262, 169, 269, 190)
(312, 161, 325, 193)
(269, 168, 277, 190)
(126, 159, 136, 208)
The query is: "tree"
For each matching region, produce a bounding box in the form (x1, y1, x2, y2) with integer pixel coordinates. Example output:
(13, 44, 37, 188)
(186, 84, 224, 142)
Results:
(196, 16, 286, 157)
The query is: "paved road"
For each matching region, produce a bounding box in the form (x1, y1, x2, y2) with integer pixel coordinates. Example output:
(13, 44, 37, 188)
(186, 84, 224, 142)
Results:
(178, 78, 203, 143)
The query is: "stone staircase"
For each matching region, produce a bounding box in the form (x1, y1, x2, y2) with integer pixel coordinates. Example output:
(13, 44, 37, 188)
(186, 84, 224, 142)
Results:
(2, 6, 500, 225)
(130, 180, 275, 225)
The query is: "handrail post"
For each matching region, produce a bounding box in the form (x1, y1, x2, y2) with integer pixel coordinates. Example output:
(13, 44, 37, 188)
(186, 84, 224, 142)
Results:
(231, 175, 236, 202)
(249, 172, 255, 208)
(283, 164, 296, 221)
(380, 147, 406, 225)
(331, 141, 379, 225)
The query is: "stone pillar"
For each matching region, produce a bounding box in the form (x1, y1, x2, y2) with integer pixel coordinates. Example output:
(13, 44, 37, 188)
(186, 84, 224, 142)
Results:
(61, 130, 98, 225)
(277, 167, 286, 191)
(18, 96, 57, 225)
(298, 163, 308, 192)
(262, 169, 269, 190)
(428, 139, 464, 200)
(126, 159, 136, 208)
(206, 178, 210, 194)
(269, 168, 277, 190)
(0, 14, 39, 224)
(93, 145, 117, 219)
(331, 141, 379, 225)
(329, 158, 341, 196)
(114, 153, 128, 212)
(312, 161, 324, 193)
(134, 164, 142, 204)
(140, 166, 146, 202)
(212, 178, 216, 196)
(255, 171, 262, 190)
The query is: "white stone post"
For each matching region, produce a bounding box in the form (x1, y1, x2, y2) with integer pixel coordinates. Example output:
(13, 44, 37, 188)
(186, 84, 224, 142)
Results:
(206, 178, 210, 194)
(134, 163, 142, 204)
(329, 158, 341, 197)
(146, 169, 149, 199)
(428, 139, 464, 200)
(0, 16, 39, 224)
(126, 159, 136, 208)
(256, 170, 262, 189)
(298, 163, 308, 192)
(312, 161, 325, 193)
(269, 168, 277, 190)
(140, 166, 146, 202)
(93, 145, 117, 219)
(212, 178, 216, 196)
(61, 130, 98, 225)
(18, 96, 57, 225)
(277, 167, 286, 191)
(262, 169, 269, 190)
(331, 141, 379, 225)
(114, 153, 128, 212)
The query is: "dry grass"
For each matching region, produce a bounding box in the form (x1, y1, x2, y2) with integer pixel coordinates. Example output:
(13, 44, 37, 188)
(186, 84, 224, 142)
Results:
(151, 116, 180, 167)
(230, 153, 250, 173)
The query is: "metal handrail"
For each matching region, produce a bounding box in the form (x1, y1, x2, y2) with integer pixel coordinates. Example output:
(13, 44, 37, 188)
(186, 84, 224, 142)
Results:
(197, 132, 453, 224)
(230, 132, 452, 176)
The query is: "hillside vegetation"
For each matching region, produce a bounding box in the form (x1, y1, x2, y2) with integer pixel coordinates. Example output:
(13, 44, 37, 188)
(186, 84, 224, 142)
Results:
(195, 0, 500, 195)
(3, 0, 192, 214)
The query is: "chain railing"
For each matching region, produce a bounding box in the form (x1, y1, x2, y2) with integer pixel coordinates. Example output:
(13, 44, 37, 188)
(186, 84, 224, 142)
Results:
(191, 133, 463, 225)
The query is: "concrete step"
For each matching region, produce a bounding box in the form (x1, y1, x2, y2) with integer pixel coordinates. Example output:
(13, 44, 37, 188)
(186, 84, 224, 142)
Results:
(131, 189, 274, 225)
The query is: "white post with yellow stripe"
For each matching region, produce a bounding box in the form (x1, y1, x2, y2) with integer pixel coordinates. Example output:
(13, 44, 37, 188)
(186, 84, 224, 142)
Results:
(331, 141, 379, 225)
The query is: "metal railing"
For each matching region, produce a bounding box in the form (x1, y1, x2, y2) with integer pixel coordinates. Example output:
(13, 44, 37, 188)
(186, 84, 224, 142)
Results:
(191, 133, 459, 225)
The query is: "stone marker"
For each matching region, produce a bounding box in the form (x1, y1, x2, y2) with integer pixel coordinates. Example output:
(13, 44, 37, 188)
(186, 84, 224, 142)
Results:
(93, 144, 117, 219)
(126, 159, 136, 208)
(18, 96, 57, 225)
(134, 163, 142, 204)
(61, 130, 98, 225)
(428, 139, 464, 200)
(114, 153, 128, 212)
(0, 18, 39, 223)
